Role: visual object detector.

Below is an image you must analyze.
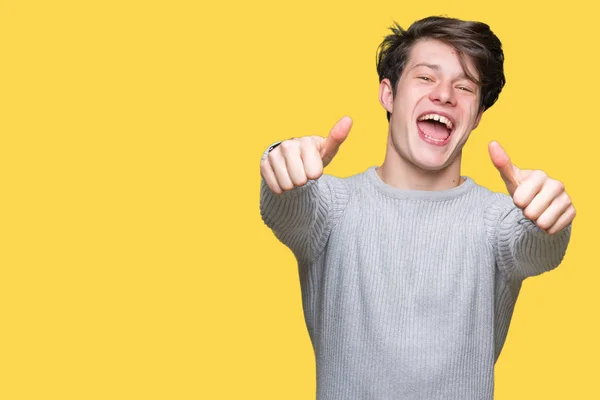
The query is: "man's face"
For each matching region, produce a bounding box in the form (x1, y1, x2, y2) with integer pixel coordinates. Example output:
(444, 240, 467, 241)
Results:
(380, 39, 483, 172)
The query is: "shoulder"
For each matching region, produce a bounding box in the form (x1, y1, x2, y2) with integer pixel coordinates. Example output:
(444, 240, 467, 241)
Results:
(319, 166, 374, 193)
(469, 181, 530, 249)
(465, 178, 515, 212)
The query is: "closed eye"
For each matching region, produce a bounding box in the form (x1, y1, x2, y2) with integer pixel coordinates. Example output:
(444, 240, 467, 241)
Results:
(457, 86, 474, 93)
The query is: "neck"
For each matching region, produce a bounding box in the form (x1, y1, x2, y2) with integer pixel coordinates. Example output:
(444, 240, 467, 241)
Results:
(377, 149, 464, 191)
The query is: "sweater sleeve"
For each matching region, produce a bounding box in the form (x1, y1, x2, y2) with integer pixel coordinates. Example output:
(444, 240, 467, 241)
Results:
(259, 173, 350, 265)
(485, 192, 572, 282)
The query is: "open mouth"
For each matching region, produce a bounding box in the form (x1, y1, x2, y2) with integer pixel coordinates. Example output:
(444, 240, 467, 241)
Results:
(416, 113, 455, 145)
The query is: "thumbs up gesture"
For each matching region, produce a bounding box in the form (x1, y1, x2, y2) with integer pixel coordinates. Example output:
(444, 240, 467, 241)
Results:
(260, 116, 353, 194)
(488, 141, 576, 235)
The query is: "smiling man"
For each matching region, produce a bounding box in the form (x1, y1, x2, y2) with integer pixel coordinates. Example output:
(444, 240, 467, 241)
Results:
(259, 16, 574, 400)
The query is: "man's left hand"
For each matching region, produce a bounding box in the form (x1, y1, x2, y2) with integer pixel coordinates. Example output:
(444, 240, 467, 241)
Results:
(488, 141, 576, 235)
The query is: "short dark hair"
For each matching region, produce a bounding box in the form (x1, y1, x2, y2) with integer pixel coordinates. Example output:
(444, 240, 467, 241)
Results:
(376, 16, 506, 121)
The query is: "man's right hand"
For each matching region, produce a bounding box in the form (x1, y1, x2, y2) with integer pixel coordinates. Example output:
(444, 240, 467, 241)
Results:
(260, 116, 353, 195)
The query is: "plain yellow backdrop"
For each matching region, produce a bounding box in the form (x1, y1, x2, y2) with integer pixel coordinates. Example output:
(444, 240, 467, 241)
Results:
(1, 0, 597, 399)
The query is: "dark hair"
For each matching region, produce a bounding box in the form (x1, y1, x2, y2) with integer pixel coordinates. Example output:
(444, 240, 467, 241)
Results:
(376, 16, 505, 121)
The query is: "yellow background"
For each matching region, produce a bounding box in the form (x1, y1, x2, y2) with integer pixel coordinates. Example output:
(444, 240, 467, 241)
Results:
(1, 0, 597, 399)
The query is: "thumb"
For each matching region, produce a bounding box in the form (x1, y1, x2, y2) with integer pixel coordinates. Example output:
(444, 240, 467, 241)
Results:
(321, 116, 353, 167)
(488, 140, 521, 195)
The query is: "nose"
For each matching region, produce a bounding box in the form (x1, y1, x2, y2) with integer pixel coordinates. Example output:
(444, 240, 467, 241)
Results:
(429, 81, 456, 106)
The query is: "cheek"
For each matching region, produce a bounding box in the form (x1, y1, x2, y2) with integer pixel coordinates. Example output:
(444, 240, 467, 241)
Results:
(460, 102, 479, 128)
(395, 92, 423, 121)
(469, 103, 477, 118)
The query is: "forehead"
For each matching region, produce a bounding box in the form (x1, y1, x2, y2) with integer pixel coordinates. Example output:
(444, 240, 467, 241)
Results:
(406, 39, 479, 81)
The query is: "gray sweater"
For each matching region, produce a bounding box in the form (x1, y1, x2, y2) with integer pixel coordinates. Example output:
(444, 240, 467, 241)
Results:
(260, 166, 571, 400)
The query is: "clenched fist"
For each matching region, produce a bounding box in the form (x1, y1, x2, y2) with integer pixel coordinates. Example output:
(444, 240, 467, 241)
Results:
(488, 141, 576, 235)
(260, 116, 353, 194)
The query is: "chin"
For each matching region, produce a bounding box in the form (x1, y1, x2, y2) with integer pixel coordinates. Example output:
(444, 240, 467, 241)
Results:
(410, 145, 455, 172)
(413, 158, 451, 172)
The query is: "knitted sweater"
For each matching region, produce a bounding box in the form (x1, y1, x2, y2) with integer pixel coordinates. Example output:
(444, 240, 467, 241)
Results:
(260, 166, 571, 400)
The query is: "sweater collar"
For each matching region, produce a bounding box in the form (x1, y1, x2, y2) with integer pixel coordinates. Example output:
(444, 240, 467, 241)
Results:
(365, 166, 476, 201)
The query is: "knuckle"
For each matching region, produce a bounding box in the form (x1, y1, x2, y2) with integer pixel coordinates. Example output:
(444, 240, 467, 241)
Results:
(523, 207, 537, 220)
(278, 140, 297, 154)
(294, 176, 308, 186)
(299, 136, 314, 146)
(267, 148, 281, 162)
(512, 194, 527, 208)
(303, 136, 322, 153)
(552, 180, 565, 192)
(260, 159, 270, 173)
(537, 218, 552, 230)
(305, 162, 323, 179)
(306, 169, 323, 180)
(280, 181, 294, 191)
(515, 200, 528, 209)
(269, 184, 282, 195)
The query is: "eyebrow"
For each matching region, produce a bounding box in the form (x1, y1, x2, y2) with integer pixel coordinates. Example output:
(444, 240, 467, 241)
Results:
(412, 62, 441, 71)
(410, 62, 479, 84)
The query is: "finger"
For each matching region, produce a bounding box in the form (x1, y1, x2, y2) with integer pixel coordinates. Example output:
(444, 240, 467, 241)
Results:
(522, 179, 565, 221)
(278, 140, 308, 187)
(512, 170, 546, 209)
(321, 116, 353, 167)
(260, 158, 283, 194)
(546, 204, 576, 235)
(488, 141, 520, 194)
(300, 136, 324, 180)
(267, 148, 294, 192)
(534, 191, 572, 230)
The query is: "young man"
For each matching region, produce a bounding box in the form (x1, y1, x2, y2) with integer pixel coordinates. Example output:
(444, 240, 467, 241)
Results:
(259, 16, 574, 400)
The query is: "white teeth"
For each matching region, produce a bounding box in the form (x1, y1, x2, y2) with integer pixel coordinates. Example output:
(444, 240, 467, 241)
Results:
(418, 113, 453, 130)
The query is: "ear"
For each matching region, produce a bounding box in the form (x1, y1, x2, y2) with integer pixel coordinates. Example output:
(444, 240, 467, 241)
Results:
(472, 109, 483, 130)
(379, 78, 394, 114)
